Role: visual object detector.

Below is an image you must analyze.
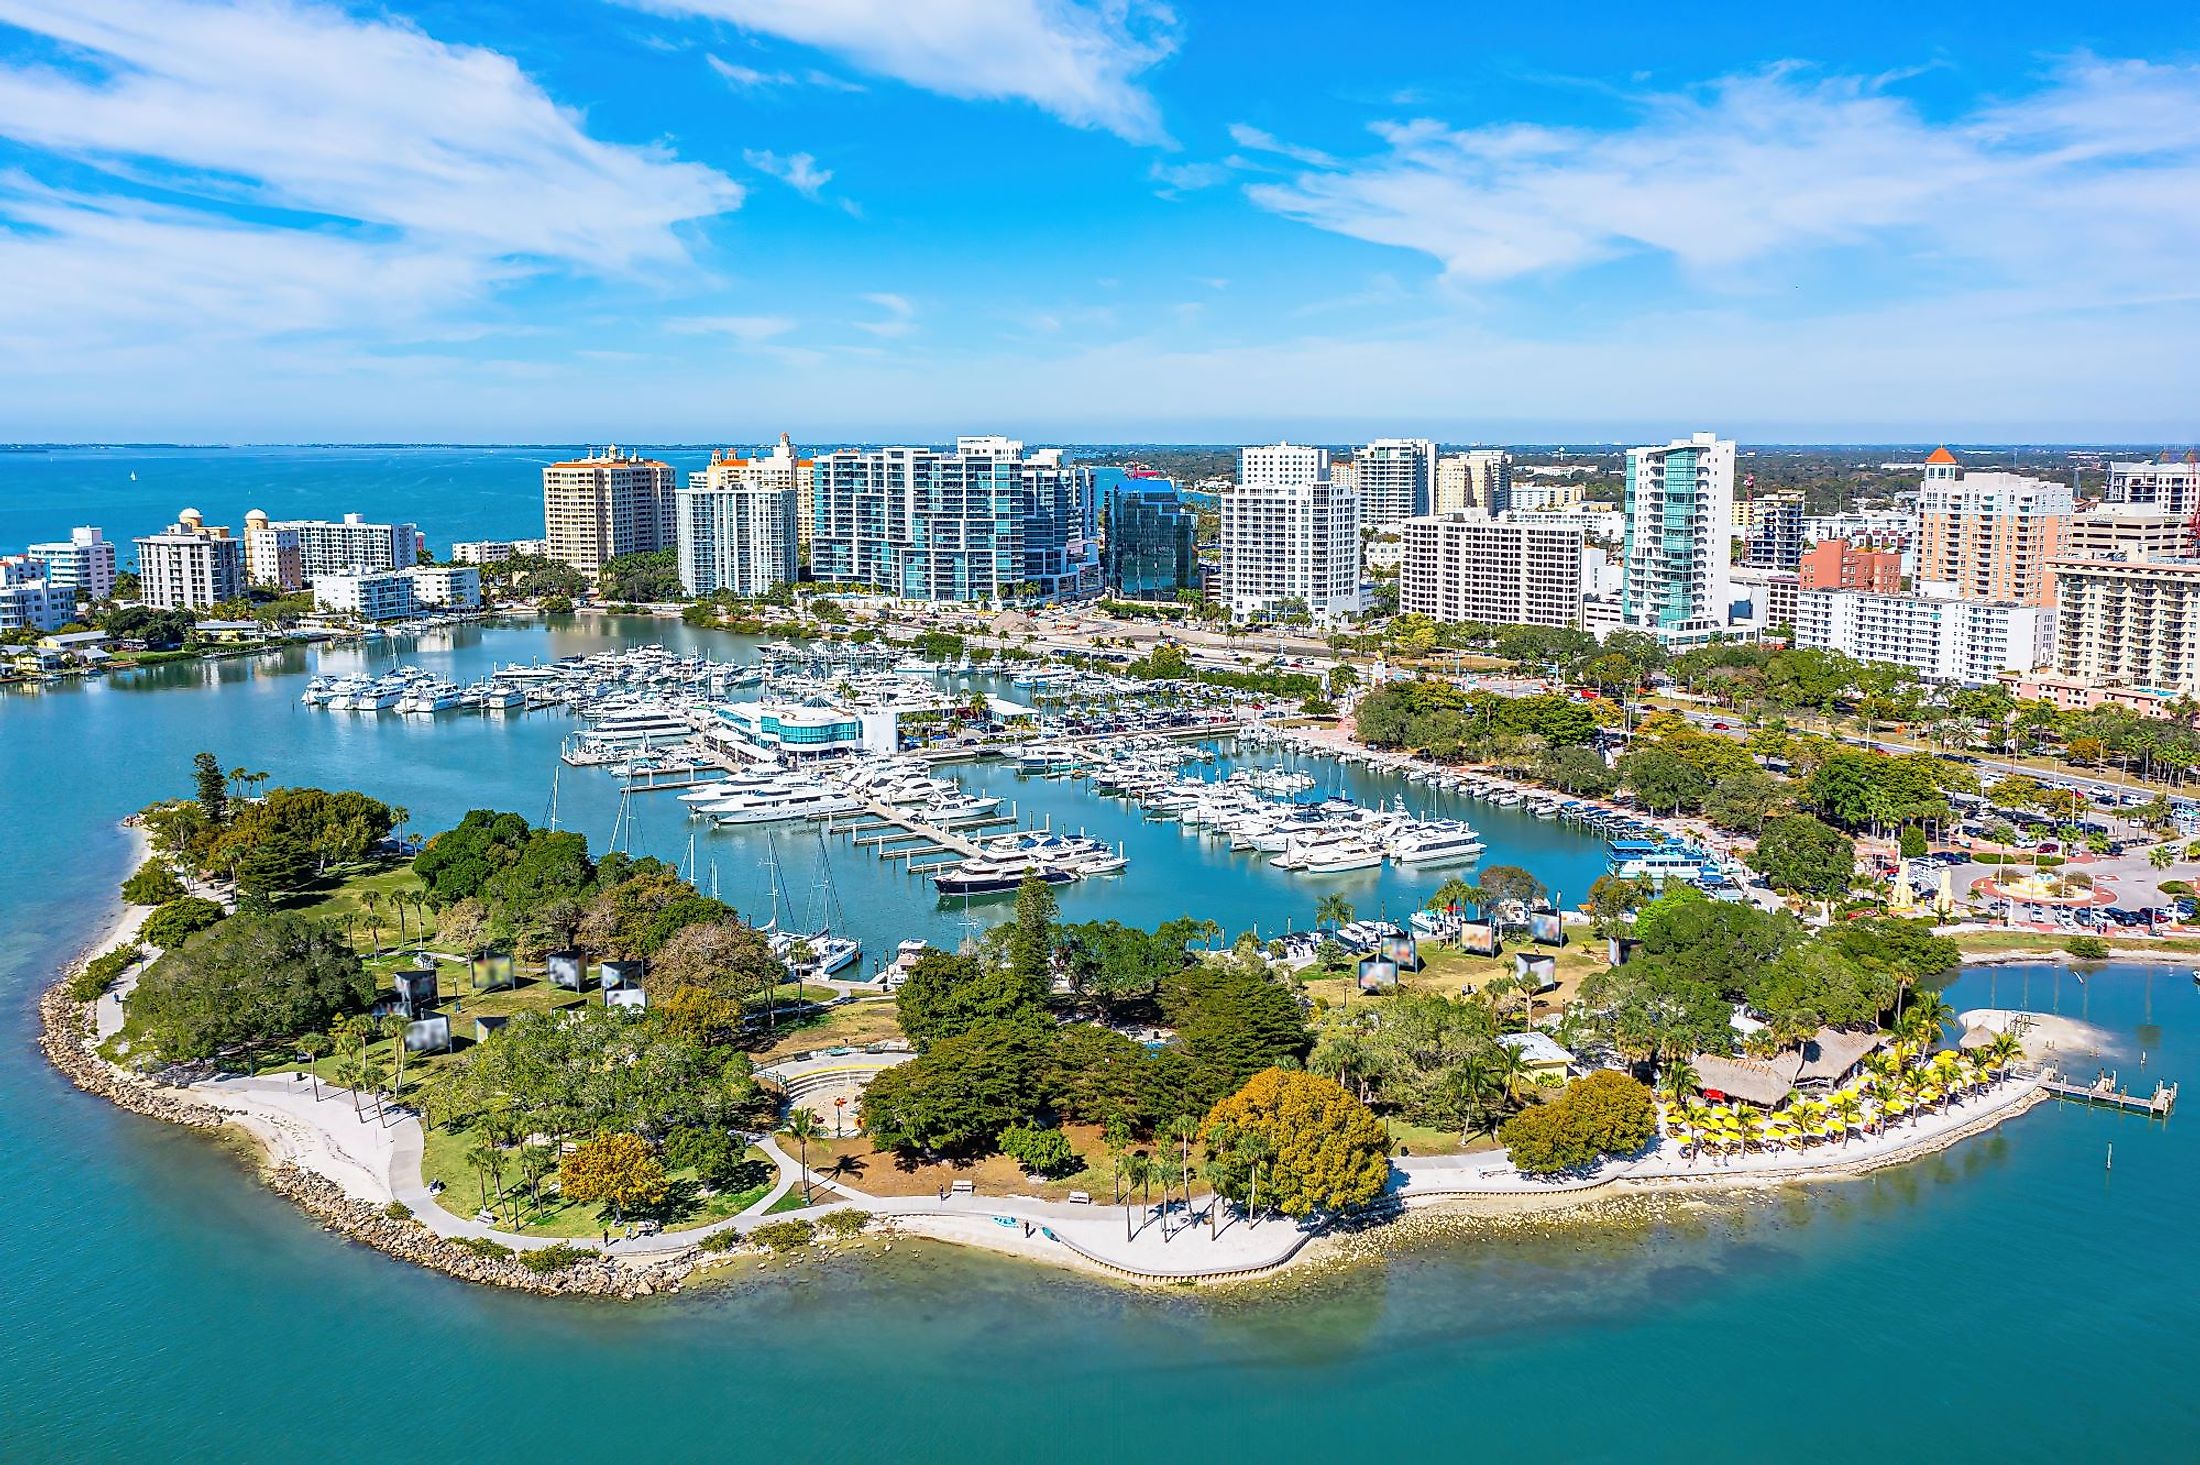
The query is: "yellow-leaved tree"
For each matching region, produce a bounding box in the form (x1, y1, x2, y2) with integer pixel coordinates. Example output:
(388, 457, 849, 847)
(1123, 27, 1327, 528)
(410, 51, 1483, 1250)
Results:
(1200, 1068, 1390, 1220)
(558, 1133, 668, 1222)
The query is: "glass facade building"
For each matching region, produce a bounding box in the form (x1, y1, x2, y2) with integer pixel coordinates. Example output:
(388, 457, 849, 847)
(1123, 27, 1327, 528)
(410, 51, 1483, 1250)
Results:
(811, 437, 1096, 603)
(1103, 479, 1197, 600)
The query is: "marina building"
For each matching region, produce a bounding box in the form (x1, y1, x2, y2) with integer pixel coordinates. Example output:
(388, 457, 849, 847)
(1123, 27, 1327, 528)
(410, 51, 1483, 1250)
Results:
(1398, 513, 1585, 629)
(1353, 438, 1436, 531)
(811, 437, 1097, 603)
(1915, 449, 2071, 606)
(313, 569, 416, 621)
(1620, 432, 1735, 648)
(708, 701, 900, 759)
(676, 469, 800, 598)
(1219, 444, 1361, 624)
(2104, 452, 2200, 517)
(542, 447, 677, 575)
(25, 527, 117, 602)
(450, 538, 549, 564)
(134, 510, 244, 610)
(1102, 478, 1198, 601)
(1795, 587, 2050, 684)
(1798, 537, 1903, 594)
(404, 565, 481, 610)
(2048, 555, 2200, 698)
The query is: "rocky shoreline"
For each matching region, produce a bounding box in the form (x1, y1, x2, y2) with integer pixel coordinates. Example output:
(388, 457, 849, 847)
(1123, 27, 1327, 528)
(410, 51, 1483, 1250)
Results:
(38, 974, 699, 1301)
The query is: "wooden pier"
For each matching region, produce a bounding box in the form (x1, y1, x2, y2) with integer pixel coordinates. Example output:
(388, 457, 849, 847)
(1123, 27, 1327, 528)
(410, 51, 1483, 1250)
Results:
(2041, 1068, 2179, 1116)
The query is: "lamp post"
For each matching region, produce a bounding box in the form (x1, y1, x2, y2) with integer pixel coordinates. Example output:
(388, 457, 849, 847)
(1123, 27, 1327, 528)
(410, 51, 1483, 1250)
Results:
(833, 1094, 847, 1140)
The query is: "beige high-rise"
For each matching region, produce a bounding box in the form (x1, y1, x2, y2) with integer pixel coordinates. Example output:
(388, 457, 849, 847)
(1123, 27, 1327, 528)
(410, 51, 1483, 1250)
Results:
(542, 447, 676, 575)
(1914, 447, 2071, 605)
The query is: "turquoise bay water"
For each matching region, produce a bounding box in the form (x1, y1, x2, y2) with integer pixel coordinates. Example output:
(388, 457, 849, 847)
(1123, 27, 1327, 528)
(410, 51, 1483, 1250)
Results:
(1, 465, 2196, 1459)
(0, 445, 1147, 559)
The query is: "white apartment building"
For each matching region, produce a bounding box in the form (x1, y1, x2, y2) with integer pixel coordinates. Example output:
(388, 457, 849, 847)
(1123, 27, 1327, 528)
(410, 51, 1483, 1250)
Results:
(0, 578, 75, 633)
(1620, 432, 1736, 648)
(242, 516, 304, 590)
(1795, 588, 2050, 684)
(1399, 513, 1584, 629)
(1353, 438, 1436, 531)
(1506, 480, 1582, 514)
(404, 565, 482, 610)
(26, 527, 117, 602)
(677, 474, 799, 597)
(1728, 567, 1800, 635)
(2049, 555, 2200, 697)
(2105, 453, 2200, 517)
(450, 538, 549, 564)
(245, 509, 418, 582)
(134, 511, 245, 611)
(1220, 444, 1360, 624)
(1239, 443, 1332, 487)
(313, 569, 417, 621)
(542, 447, 677, 575)
(695, 434, 817, 546)
(1804, 509, 1912, 549)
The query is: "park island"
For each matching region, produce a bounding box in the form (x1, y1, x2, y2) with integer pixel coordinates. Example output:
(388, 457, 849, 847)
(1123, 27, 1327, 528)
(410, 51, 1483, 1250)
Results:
(42, 713, 2084, 1296)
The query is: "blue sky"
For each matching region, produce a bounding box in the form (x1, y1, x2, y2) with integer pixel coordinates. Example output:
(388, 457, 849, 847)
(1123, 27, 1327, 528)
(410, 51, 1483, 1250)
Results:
(1, 0, 2197, 443)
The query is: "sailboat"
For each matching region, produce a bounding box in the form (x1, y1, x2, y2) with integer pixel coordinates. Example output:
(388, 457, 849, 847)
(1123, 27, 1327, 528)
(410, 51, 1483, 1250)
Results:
(760, 831, 861, 979)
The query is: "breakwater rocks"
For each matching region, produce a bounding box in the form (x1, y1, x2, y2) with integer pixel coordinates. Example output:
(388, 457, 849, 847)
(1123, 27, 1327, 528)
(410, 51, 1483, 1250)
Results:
(39, 977, 695, 1301)
(36, 983, 225, 1132)
(264, 1166, 698, 1299)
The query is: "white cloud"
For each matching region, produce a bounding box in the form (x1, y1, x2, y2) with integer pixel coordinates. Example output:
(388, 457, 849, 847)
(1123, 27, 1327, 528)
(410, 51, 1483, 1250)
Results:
(1226, 123, 1338, 169)
(708, 55, 795, 88)
(1148, 159, 1226, 197)
(633, 0, 1177, 143)
(0, 0, 743, 378)
(665, 314, 798, 341)
(743, 148, 833, 199)
(1238, 57, 2200, 304)
(856, 291, 917, 337)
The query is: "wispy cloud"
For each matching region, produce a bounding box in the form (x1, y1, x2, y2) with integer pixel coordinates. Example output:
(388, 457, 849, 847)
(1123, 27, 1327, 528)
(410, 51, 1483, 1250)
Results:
(633, 0, 1178, 144)
(856, 291, 916, 337)
(707, 54, 795, 88)
(1149, 159, 1227, 198)
(1236, 57, 2200, 305)
(0, 0, 742, 367)
(1226, 123, 1340, 169)
(665, 314, 798, 341)
(743, 147, 833, 199)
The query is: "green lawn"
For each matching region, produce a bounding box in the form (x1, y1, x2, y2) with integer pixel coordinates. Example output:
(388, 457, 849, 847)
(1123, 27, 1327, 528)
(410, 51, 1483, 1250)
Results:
(419, 1124, 776, 1237)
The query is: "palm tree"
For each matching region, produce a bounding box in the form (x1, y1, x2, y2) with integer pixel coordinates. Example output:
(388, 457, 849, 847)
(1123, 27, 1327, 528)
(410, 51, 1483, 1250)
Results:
(1122, 1151, 1153, 1240)
(1900, 993, 1956, 1054)
(359, 890, 383, 954)
(380, 1013, 410, 1102)
(1656, 1059, 1699, 1109)
(785, 1108, 822, 1205)
(1985, 1031, 2025, 1077)
(1863, 1079, 1900, 1134)
(1172, 1114, 1201, 1236)
(333, 1055, 368, 1122)
(1314, 893, 1355, 932)
(1489, 1040, 1538, 1112)
(1827, 1090, 1864, 1145)
(466, 1142, 506, 1214)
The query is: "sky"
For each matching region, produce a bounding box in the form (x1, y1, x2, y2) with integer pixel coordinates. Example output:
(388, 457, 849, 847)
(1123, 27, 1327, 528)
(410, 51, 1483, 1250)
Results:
(1, 0, 2197, 444)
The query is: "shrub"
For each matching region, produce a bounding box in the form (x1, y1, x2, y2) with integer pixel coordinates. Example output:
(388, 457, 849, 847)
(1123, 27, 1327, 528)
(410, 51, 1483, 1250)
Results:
(122, 860, 187, 906)
(816, 1209, 870, 1239)
(2064, 935, 2111, 961)
(1898, 827, 1928, 860)
(1501, 1071, 1657, 1177)
(696, 1228, 744, 1253)
(455, 1236, 513, 1260)
(142, 896, 227, 951)
(383, 1200, 414, 1222)
(749, 1219, 817, 1252)
(516, 1241, 596, 1274)
(998, 1123, 1079, 1178)
(67, 944, 141, 1003)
